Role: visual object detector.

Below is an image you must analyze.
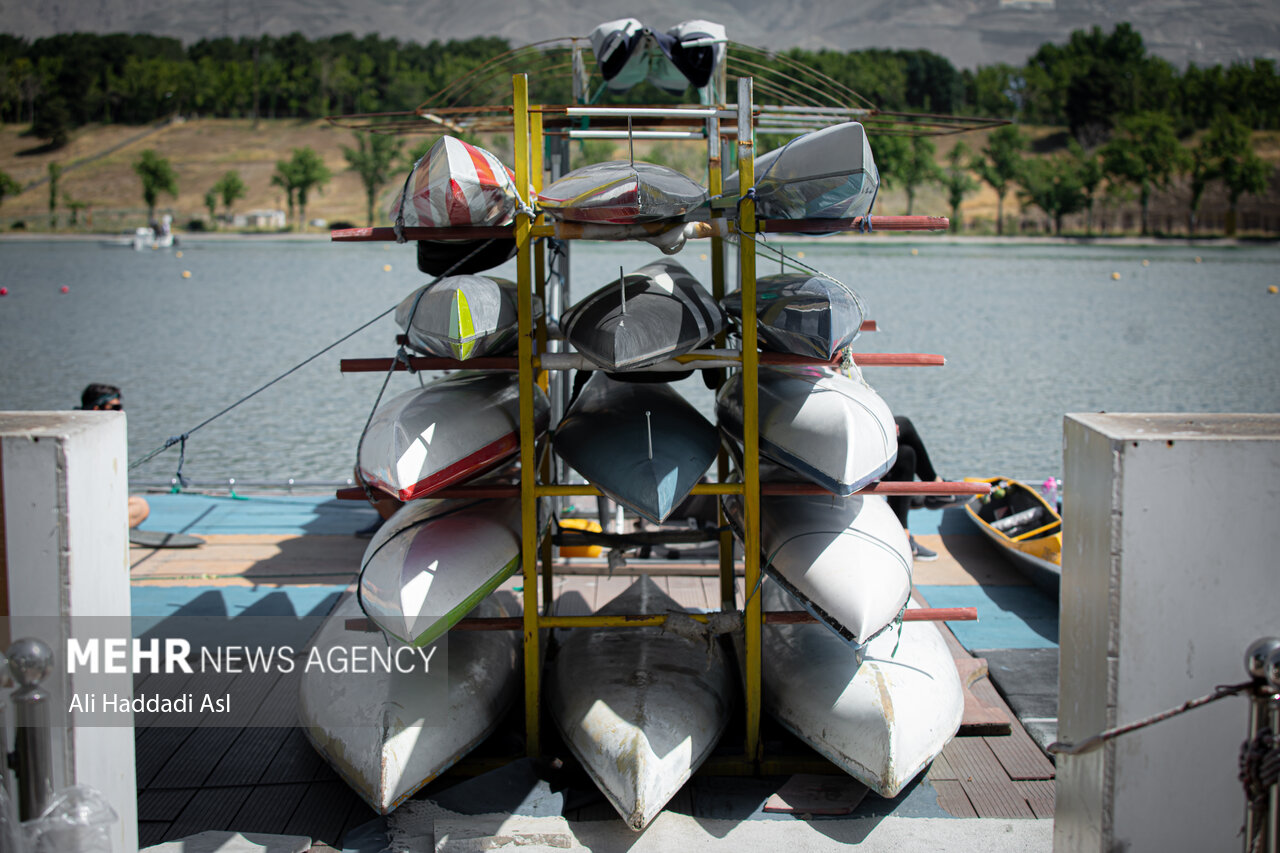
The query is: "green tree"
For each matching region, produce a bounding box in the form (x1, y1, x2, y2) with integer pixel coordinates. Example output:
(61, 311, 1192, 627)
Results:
(1202, 114, 1273, 236)
(64, 193, 88, 227)
(212, 170, 247, 218)
(132, 149, 178, 222)
(271, 160, 298, 228)
(0, 170, 21, 209)
(32, 96, 70, 149)
(970, 124, 1026, 235)
(277, 146, 331, 230)
(1017, 154, 1087, 235)
(343, 132, 404, 226)
(895, 135, 942, 215)
(940, 141, 977, 232)
(47, 162, 62, 229)
(1069, 141, 1105, 235)
(1184, 144, 1214, 235)
(1101, 111, 1189, 235)
(204, 188, 219, 228)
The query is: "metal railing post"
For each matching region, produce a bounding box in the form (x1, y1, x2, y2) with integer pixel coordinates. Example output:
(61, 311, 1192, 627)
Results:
(7, 638, 54, 822)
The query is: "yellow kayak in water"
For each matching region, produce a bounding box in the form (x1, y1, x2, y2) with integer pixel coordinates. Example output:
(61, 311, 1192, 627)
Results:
(963, 476, 1062, 595)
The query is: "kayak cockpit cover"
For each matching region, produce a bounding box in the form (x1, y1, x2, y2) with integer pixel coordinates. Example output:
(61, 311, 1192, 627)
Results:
(590, 19, 727, 97)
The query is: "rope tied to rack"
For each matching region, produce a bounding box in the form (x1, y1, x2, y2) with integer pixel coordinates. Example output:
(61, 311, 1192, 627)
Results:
(1047, 679, 1257, 756)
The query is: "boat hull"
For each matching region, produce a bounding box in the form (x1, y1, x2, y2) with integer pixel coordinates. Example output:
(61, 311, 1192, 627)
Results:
(545, 577, 733, 830)
(722, 273, 866, 360)
(396, 275, 542, 360)
(357, 371, 549, 502)
(554, 374, 718, 524)
(723, 489, 912, 647)
(299, 592, 521, 814)
(717, 365, 897, 496)
(758, 580, 963, 797)
(358, 498, 534, 647)
(537, 160, 707, 224)
(963, 477, 1062, 595)
(560, 258, 725, 371)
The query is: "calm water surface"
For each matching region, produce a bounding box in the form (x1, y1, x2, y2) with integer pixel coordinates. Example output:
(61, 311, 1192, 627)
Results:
(1, 237, 1276, 487)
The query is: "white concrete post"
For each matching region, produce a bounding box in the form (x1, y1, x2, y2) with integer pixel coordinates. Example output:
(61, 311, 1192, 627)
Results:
(0, 412, 138, 853)
(1056, 413, 1280, 853)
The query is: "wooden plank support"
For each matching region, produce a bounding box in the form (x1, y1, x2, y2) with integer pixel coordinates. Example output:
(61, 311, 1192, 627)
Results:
(338, 351, 943, 373)
(335, 480, 991, 502)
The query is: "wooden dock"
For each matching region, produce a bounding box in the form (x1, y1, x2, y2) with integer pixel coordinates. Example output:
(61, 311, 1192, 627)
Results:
(129, 516, 1055, 848)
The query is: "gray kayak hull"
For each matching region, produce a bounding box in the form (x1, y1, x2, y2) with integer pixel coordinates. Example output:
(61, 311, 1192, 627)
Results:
(396, 275, 543, 360)
(722, 273, 866, 360)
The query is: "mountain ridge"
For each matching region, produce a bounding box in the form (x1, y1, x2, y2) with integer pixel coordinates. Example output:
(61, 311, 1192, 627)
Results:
(3, 0, 1278, 70)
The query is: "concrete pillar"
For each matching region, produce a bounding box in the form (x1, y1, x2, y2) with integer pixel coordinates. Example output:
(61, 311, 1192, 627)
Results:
(1057, 413, 1280, 853)
(0, 412, 138, 853)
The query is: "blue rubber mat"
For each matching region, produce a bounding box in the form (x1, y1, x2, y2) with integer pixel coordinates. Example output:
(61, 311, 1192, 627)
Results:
(131, 584, 346, 647)
(915, 584, 1058, 650)
(137, 493, 378, 536)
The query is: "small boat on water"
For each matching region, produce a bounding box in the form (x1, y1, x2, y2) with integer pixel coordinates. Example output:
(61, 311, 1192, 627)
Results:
(723, 486, 912, 649)
(964, 477, 1062, 595)
(545, 576, 733, 830)
(553, 373, 718, 524)
(756, 579, 963, 797)
(299, 590, 521, 814)
(357, 371, 549, 502)
(559, 257, 725, 371)
(537, 161, 708, 225)
(390, 135, 521, 275)
(358, 497, 538, 647)
(396, 275, 543, 360)
(716, 364, 897, 496)
(723, 122, 879, 221)
(722, 272, 866, 360)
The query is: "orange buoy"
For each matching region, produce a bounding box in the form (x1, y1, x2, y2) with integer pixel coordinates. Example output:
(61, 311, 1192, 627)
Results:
(1111, 272, 1121, 280)
(182, 270, 192, 279)
(383, 264, 392, 272)
(60, 285, 69, 293)
(1268, 285, 1278, 295)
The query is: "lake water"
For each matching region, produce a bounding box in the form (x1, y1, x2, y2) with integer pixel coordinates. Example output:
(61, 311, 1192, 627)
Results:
(1, 237, 1277, 489)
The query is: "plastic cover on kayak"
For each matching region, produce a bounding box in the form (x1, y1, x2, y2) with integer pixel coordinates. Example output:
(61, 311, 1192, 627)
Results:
(389, 136, 521, 228)
(590, 18, 727, 98)
(537, 161, 708, 224)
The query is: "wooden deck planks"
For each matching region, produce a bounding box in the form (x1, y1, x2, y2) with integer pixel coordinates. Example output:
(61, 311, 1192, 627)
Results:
(985, 714, 1056, 781)
(1017, 779, 1057, 819)
(228, 781, 311, 836)
(162, 786, 256, 842)
(282, 780, 370, 844)
(942, 737, 1036, 819)
(931, 780, 978, 818)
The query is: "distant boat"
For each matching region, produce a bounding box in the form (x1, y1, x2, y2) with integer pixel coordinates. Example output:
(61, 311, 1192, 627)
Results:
(723, 122, 879, 221)
(963, 476, 1062, 594)
(358, 497, 537, 647)
(554, 373, 718, 524)
(559, 257, 725, 371)
(717, 364, 896, 496)
(389, 135, 520, 275)
(396, 275, 543, 360)
(538, 161, 707, 225)
(357, 371, 549, 502)
(723, 487, 912, 649)
(722, 272, 866, 360)
(546, 576, 733, 830)
(299, 591, 521, 814)
(755, 579, 963, 797)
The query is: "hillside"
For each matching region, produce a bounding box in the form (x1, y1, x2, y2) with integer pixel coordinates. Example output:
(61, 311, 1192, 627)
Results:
(2, 0, 1278, 70)
(2, 119, 1278, 236)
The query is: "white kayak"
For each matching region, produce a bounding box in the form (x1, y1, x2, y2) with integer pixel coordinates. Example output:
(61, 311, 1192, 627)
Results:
(717, 364, 897, 496)
(357, 371, 550, 502)
(545, 576, 733, 830)
(299, 591, 521, 814)
(723, 488, 912, 649)
(758, 579, 963, 797)
(722, 121, 879, 220)
(359, 497, 538, 647)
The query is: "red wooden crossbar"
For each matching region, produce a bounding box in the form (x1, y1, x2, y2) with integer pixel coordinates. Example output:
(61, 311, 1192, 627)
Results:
(339, 352, 942, 373)
(337, 480, 988, 502)
(332, 225, 513, 242)
(345, 606, 976, 634)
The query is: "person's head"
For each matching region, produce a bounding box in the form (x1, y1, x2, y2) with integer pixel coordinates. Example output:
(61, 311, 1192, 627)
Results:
(81, 383, 122, 411)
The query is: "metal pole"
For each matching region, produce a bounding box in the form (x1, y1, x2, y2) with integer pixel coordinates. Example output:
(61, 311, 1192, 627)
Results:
(1244, 638, 1280, 853)
(7, 638, 54, 821)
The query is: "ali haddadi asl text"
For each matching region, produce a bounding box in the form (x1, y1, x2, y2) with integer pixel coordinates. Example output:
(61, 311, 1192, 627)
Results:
(69, 692, 230, 714)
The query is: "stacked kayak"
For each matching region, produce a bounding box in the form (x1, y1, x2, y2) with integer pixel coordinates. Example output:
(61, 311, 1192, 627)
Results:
(538, 161, 707, 225)
(722, 273, 866, 360)
(358, 497, 541, 647)
(554, 373, 718, 524)
(717, 364, 897, 496)
(299, 591, 521, 814)
(559, 257, 725, 371)
(546, 577, 733, 830)
(396, 275, 543, 361)
(357, 371, 549, 502)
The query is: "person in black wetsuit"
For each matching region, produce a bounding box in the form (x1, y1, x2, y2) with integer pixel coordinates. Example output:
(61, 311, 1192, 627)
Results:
(886, 415, 954, 562)
(80, 383, 150, 528)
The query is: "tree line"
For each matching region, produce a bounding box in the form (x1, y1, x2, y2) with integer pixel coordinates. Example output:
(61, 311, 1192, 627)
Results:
(2, 24, 1278, 140)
